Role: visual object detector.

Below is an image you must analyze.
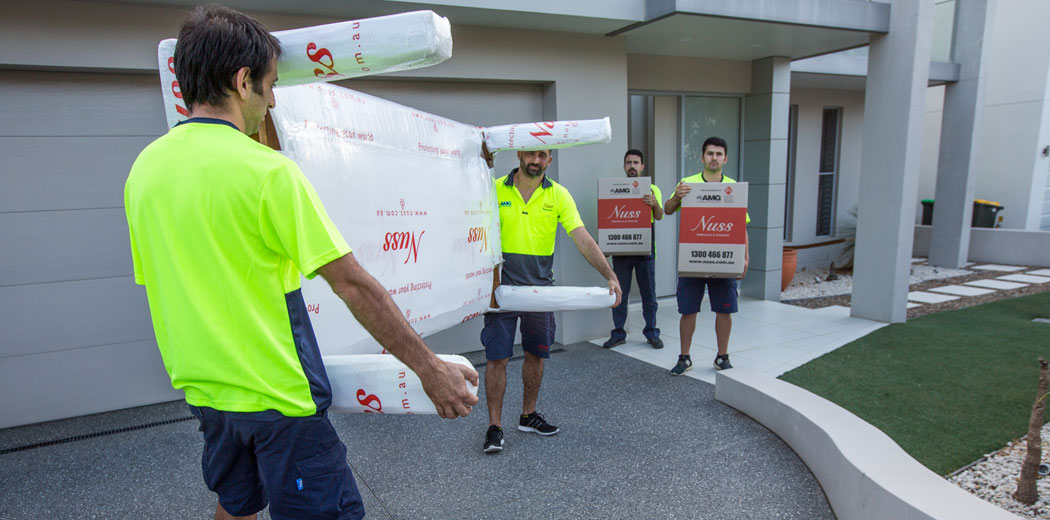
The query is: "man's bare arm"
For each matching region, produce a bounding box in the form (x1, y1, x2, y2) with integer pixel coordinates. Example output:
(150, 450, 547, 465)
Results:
(664, 182, 689, 215)
(568, 226, 622, 307)
(317, 253, 479, 418)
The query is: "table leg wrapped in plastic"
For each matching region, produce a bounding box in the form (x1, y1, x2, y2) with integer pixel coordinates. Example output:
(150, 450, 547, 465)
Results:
(325, 354, 478, 414)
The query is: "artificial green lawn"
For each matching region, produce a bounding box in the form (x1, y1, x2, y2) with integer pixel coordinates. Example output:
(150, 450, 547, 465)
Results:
(780, 291, 1050, 476)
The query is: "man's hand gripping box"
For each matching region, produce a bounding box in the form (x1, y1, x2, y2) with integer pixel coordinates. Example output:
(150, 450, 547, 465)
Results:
(597, 177, 651, 255)
(677, 182, 747, 278)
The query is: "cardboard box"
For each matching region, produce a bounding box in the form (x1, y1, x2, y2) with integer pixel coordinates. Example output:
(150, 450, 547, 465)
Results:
(677, 182, 748, 278)
(597, 177, 651, 255)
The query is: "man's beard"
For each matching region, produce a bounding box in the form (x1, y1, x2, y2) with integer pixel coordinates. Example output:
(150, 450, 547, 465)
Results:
(523, 164, 544, 178)
(627, 168, 638, 177)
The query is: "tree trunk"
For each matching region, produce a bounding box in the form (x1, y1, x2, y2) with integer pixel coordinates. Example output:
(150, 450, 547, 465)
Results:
(1015, 357, 1049, 505)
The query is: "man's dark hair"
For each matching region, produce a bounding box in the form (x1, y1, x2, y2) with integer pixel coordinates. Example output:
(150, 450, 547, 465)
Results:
(174, 5, 283, 110)
(702, 137, 728, 156)
(624, 149, 644, 163)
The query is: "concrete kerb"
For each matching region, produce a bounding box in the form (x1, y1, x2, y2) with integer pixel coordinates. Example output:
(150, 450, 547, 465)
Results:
(714, 368, 1022, 520)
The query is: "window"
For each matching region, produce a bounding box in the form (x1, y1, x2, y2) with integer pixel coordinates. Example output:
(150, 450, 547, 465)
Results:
(816, 107, 841, 236)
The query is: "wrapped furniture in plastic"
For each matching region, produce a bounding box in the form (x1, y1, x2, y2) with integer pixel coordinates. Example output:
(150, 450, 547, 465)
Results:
(326, 354, 478, 414)
(158, 10, 452, 128)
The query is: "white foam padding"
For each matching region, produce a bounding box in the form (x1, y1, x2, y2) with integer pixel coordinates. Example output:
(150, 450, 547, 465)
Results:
(325, 354, 478, 414)
(483, 118, 612, 152)
(158, 10, 452, 128)
(493, 285, 615, 312)
(270, 83, 501, 355)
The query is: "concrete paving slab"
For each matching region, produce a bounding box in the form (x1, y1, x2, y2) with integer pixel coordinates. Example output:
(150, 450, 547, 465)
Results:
(906, 291, 960, 304)
(907, 302, 922, 309)
(971, 264, 1027, 272)
(927, 284, 996, 297)
(1028, 269, 1050, 277)
(997, 273, 1050, 284)
(965, 279, 1028, 290)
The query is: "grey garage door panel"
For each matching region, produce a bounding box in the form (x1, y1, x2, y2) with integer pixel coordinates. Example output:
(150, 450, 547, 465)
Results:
(0, 339, 179, 429)
(0, 136, 155, 212)
(0, 70, 166, 137)
(0, 208, 132, 286)
(0, 276, 153, 358)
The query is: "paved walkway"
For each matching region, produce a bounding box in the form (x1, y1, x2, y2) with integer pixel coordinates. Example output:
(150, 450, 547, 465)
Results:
(905, 264, 1050, 309)
(592, 296, 885, 384)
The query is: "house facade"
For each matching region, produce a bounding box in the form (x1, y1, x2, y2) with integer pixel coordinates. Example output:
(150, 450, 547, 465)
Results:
(6, 0, 1038, 428)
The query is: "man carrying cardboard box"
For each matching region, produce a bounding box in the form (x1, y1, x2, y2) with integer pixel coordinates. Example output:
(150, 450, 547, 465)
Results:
(663, 137, 749, 374)
(125, 7, 478, 519)
(602, 149, 665, 350)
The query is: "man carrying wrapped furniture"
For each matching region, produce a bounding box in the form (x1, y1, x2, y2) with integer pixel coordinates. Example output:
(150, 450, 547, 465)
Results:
(124, 6, 477, 519)
(482, 149, 622, 453)
(602, 149, 665, 350)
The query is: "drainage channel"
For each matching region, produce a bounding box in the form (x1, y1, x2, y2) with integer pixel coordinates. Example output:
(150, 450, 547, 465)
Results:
(2, 348, 568, 455)
(0, 416, 197, 455)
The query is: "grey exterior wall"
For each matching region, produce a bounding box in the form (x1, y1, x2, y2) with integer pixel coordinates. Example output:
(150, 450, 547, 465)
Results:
(912, 226, 1050, 267)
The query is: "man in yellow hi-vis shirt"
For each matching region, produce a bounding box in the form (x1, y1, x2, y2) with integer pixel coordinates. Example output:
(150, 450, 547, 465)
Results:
(482, 149, 622, 454)
(664, 137, 749, 376)
(602, 149, 665, 350)
(125, 6, 477, 518)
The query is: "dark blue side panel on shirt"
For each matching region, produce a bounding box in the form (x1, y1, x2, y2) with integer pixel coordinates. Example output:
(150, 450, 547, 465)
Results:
(285, 289, 332, 413)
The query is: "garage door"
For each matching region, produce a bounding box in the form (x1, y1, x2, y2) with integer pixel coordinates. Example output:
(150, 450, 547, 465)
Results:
(0, 71, 542, 427)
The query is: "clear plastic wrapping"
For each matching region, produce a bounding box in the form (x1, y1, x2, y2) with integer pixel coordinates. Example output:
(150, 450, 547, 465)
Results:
(325, 354, 478, 414)
(492, 285, 616, 312)
(270, 83, 501, 355)
(482, 117, 612, 152)
(158, 10, 452, 128)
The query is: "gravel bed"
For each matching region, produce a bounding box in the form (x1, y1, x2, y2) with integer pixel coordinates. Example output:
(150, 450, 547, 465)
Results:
(780, 261, 1050, 319)
(948, 422, 1050, 519)
(781, 262, 971, 300)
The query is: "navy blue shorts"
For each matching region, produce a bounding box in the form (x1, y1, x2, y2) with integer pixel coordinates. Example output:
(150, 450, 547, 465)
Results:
(676, 277, 739, 315)
(481, 311, 555, 360)
(188, 406, 364, 520)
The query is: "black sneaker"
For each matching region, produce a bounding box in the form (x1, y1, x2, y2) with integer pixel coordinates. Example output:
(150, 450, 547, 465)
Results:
(602, 337, 625, 349)
(518, 412, 560, 435)
(670, 355, 692, 376)
(647, 337, 664, 349)
(483, 425, 504, 453)
(713, 354, 733, 371)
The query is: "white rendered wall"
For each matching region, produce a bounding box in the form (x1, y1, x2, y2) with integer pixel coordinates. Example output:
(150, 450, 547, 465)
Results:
(917, 0, 1050, 230)
(785, 88, 866, 270)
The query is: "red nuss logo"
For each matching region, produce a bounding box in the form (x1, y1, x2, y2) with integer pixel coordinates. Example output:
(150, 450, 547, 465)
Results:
(467, 226, 488, 252)
(383, 231, 425, 264)
(725, 186, 733, 195)
(609, 205, 643, 220)
(632, 180, 639, 188)
(356, 389, 383, 414)
(691, 216, 734, 233)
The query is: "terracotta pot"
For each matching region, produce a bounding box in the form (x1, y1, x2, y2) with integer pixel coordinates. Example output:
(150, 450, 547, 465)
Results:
(781, 247, 798, 291)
